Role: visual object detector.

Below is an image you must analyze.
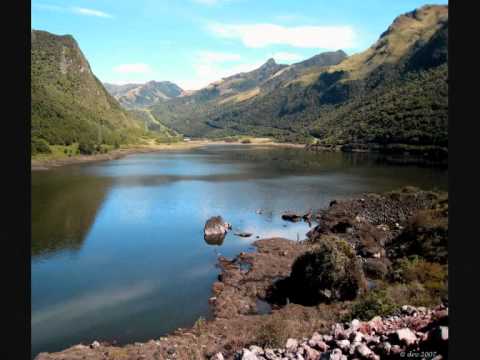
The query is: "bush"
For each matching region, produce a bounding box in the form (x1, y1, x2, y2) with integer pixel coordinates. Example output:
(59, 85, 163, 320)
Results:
(388, 206, 448, 263)
(31, 137, 51, 155)
(390, 256, 447, 299)
(255, 318, 290, 348)
(347, 288, 397, 321)
(288, 236, 366, 305)
(241, 138, 252, 144)
(78, 140, 97, 155)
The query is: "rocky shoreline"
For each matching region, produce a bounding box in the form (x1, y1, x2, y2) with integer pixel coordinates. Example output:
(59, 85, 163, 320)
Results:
(232, 304, 448, 360)
(35, 187, 448, 360)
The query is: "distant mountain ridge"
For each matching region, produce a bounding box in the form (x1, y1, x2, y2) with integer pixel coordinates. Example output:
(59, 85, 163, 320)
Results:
(149, 50, 347, 136)
(148, 4, 448, 151)
(104, 81, 183, 109)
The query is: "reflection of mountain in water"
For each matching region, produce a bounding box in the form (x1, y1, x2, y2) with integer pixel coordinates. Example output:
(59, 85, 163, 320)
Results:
(204, 233, 225, 246)
(31, 173, 112, 257)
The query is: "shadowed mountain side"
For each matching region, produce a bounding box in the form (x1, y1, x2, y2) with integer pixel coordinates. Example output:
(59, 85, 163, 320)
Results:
(149, 5, 448, 148)
(32, 174, 113, 257)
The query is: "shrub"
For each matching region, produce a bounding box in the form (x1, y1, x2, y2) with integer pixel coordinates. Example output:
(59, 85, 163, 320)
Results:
(31, 137, 51, 155)
(388, 207, 448, 263)
(78, 140, 97, 155)
(288, 236, 366, 305)
(255, 318, 289, 348)
(390, 256, 448, 300)
(346, 288, 397, 321)
(241, 138, 252, 144)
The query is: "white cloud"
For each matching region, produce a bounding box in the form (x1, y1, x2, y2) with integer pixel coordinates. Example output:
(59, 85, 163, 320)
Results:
(34, 4, 113, 18)
(177, 51, 262, 90)
(72, 7, 113, 18)
(113, 63, 153, 74)
(272, 52, 302, 62)
(208, 23, 355, 49)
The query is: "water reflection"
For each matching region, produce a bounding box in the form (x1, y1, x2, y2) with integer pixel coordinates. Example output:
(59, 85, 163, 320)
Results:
(204, 234, 225, 246)
(31, 145, 448, 357)
(31, 173, 112, 257)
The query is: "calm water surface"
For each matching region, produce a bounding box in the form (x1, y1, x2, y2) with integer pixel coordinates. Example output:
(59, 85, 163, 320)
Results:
(31, 145, 447, 356)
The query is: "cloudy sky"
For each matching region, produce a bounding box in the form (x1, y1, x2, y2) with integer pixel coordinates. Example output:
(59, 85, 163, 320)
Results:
(32, 0, 448, 90)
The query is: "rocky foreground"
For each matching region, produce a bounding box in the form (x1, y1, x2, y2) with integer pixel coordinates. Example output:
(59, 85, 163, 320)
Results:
(226, 305, 448, 360)
(36, 187, 448, 360)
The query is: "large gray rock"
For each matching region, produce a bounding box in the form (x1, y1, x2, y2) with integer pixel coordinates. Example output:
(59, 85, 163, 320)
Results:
(204, 216, 231, 244)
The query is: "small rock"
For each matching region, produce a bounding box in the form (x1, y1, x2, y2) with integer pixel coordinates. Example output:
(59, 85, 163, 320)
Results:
(90, 341, 100, 349)
(285, 338, 298, 352)
(336, 340, 350, 351)
(332, 324, 347, 340)
(211, 353, 224, 360)
(429, 325, 448, 344)
(394, 328, 417, 346)
(235, 232, 253, 238)
(303, 345, 321, 360)
(390, 345, 403, 355)
(349, 331, 364, 344)
(355, 343, 373, 358)
(249, 345, 264, 355)
(401, 305, 417, 315)
(322, 335, 333, 343)
(329, 348, 343, 360)
(310, 340, 328, 352)
(242, 349, 259, 360)
(376, 341, 391, 355)
(264, 349, 278, 360)
(350, 319, 361, 331)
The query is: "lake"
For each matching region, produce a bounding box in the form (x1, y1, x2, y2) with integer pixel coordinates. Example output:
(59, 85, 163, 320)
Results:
(31, 145, 447, 357)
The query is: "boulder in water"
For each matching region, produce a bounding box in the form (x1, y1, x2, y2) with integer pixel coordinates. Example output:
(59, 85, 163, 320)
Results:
(204, 216, 231, 245)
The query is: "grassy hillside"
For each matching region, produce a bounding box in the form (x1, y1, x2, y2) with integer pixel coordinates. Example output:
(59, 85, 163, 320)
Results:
(310, 64, 447, 147)
(149, 5, 448, 150)
(31, 30, 145, 155)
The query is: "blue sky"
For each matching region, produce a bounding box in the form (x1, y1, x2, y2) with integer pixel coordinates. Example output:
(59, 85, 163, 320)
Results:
(32, 0, 448, 90)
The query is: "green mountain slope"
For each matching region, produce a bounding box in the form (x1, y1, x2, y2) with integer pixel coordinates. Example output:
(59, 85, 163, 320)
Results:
(150, 51, 347, 137)
(31, 30, 144, 151)
(150, 5, 447, 149)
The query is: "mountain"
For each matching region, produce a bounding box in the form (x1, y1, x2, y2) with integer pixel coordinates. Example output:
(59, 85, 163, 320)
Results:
(104, 81, 183, 109)
(150, 4, 448, 150)
(150, 51, 347, 136)
(31, 30, 144, 150)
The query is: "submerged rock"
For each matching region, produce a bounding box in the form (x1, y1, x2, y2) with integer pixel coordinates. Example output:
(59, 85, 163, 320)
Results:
(235, 232, 253, 238)
(282, 212, 303, 222)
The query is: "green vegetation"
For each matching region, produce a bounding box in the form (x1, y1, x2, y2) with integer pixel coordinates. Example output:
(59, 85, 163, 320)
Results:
(347, 257, 448, 321)
(289, 236, 366, 305)
(388, 203, 448, 263)
(31, 30, 144, 154)
(148, 6, 447, 152)
(255, 317, 291, 348)
(31, 137, 51, 155)
(310, 64, 448, 147)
